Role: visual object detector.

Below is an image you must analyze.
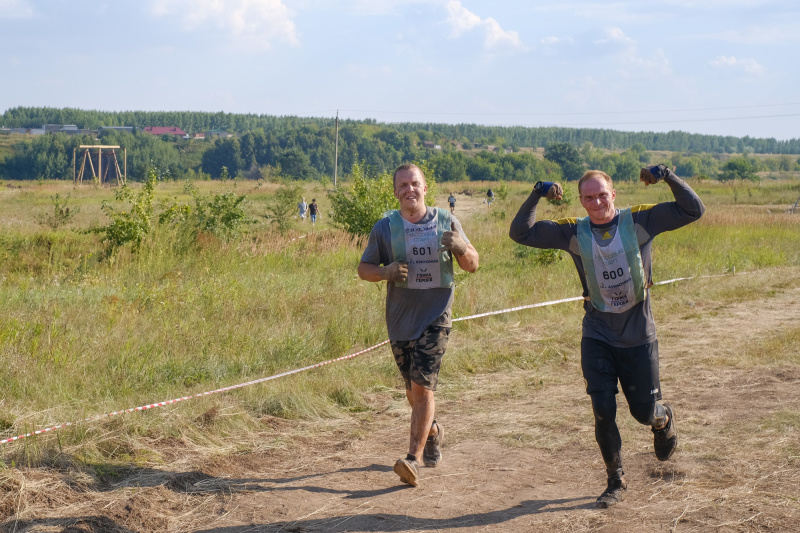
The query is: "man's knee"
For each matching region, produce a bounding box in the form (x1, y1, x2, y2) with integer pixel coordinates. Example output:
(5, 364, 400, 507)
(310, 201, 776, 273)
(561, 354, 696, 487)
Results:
(590, 392, 617, 425)
(629, 400, 658, 426)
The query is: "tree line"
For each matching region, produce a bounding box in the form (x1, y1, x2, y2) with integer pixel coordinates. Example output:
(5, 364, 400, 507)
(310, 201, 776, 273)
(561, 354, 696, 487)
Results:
(4, 106, 800, 154)
(1, 107, 799, 182)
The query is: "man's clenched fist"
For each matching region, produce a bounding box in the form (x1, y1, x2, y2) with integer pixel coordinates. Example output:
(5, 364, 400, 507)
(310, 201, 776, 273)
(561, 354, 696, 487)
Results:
(380, 261, 408, 282)
(534, 181, 564, 200)
(640, 164, 669, 185)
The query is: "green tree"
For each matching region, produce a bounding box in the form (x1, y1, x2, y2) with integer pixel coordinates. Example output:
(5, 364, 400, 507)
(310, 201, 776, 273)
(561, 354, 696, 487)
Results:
(544, 142, 584, 181)
(277, 147, 315, 180)
(264, 182, 303, 234)
(612, 158, 640, 182)
(328, 163, 397, 238)
(327, 161, 437, 239)
(719, 156, 758, 181)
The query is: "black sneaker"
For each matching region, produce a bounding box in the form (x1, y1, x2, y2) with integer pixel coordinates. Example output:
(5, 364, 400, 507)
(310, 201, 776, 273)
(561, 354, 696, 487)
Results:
(595, 477, 627, 509)
(422, 421, 443, 467)
(652, 403, 678, 461)
(393, 458, 420, 487)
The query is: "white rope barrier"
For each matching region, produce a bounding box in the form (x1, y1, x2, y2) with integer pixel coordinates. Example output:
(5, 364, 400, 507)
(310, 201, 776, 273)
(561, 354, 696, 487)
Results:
(0, 270, 744, 446)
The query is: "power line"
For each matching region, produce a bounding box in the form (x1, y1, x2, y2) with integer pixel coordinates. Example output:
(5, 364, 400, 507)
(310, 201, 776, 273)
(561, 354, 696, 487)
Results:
(543, 113, 800, 128)
(335, 102, 800, 118)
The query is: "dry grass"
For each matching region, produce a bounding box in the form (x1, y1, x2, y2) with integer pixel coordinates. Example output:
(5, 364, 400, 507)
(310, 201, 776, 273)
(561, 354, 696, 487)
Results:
(0, 178, 798, 530)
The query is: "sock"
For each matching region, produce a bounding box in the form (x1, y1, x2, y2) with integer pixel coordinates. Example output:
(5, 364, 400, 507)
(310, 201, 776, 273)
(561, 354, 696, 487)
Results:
(406, 453, 418, 463)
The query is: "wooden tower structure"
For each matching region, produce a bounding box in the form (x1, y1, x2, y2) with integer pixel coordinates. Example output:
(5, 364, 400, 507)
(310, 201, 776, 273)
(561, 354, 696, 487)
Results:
(73, 145, 127, 185)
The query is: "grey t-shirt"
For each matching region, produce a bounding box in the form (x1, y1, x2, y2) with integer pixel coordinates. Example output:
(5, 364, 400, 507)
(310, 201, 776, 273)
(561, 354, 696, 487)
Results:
(361, 207, 471, 341)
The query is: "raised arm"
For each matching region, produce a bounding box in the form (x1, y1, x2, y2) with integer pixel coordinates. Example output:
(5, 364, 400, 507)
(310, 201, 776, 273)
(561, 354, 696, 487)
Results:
(509, 181, 572, 250)
(638, 165, 705, 234)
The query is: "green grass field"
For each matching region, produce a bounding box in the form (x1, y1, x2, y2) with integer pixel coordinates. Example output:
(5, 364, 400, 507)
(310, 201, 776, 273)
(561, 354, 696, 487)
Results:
(0, 176, 798, 468)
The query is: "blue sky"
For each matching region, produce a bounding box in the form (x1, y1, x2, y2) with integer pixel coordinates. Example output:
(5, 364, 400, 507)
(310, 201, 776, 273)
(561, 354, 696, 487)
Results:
(2, 0, 798, 140)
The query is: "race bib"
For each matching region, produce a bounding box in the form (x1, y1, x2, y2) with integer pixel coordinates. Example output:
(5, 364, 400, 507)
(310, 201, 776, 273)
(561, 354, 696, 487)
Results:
(402, 218, 441, 288)
(387, 209, 454, 289)
(577, 209, 646, 313)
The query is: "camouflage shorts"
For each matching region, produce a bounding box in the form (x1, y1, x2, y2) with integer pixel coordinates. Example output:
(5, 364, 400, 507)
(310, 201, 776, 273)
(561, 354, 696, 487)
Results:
(390, 325, 450, 391)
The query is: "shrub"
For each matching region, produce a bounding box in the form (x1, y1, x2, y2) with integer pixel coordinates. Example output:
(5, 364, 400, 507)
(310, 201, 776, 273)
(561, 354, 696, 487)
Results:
(37, 193, 79, 230)
(263, 182, 303, 234)
(328, 161, 437, 239)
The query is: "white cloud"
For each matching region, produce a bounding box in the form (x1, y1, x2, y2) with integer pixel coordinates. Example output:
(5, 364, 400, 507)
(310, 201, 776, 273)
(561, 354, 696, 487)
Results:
(710, 55, 765, 76)
(594, 26, 635, 46)
(444, 0, 524, 50)
(149, 0, 298, 47)
(594, 27, 671, 77)
(0, 0, 34, 18)
(350, 0, 433, 16)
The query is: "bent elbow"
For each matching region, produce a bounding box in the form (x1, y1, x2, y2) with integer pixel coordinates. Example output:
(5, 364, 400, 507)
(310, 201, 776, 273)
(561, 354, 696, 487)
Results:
(509, 226, 526, 244)
(356, 262, 370, 281)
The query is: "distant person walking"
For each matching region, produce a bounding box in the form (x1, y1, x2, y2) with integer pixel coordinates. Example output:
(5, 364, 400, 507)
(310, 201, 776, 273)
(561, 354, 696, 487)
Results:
(298, 197, 308, 221)
(309, 199, 319, 225)
(509, 165, 705, 509)
(358, 163, 479, 488)
(448, 193, 456, 214)
(486, 188, 494, 206)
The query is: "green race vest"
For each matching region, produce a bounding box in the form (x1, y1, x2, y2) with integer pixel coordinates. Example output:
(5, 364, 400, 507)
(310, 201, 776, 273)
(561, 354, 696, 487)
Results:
(577, 208, 646, 313)
(388, 208, 455, 289)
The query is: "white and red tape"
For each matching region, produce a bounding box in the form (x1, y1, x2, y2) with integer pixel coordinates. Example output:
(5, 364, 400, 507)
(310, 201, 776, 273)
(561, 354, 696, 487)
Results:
(0, 272, 740, 446)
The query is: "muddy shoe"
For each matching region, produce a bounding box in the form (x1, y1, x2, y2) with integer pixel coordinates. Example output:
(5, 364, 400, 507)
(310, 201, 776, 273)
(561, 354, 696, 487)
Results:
(423, 421, 443, 467)
(393, 457, 420, 487)
(595, 477, 627, 509)
(652, 403, 678, 461)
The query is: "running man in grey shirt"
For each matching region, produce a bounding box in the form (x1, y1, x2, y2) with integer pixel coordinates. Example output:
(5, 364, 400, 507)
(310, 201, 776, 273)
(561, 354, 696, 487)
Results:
(510, 165, 704, 508)
(359, 163, 479, 487)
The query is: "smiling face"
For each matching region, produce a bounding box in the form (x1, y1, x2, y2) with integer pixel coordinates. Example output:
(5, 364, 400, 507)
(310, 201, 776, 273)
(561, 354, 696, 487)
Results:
(579, 175, 617, 224)
(394, 167, 427, 219)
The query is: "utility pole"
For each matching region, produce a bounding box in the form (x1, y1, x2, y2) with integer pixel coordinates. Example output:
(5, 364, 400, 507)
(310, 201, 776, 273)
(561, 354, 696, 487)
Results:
(334, 110, 339, 187)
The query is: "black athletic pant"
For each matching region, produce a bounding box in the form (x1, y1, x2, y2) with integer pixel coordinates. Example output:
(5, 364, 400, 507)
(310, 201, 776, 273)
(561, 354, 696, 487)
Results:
(582, 338, 669, 478)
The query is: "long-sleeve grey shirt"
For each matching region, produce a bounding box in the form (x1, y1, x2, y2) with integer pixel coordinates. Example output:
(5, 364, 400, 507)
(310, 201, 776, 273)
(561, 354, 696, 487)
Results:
(509, 172, 705, 347)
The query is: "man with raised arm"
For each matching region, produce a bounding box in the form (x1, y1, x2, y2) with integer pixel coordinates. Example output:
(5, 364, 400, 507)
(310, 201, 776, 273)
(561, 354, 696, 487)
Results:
(358, 163, 479, 487)
(509, 165, 704, 508)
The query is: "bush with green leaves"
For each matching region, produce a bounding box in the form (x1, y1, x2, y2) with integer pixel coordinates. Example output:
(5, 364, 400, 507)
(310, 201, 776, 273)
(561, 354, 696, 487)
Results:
(37, 193, 79, 229)
(495, 181, 510, 200)
(514, 244, 562, 265)
(191, 189, 252, 238)
(263, 181, 303, 234)
(328, 161, 437, 239)
(94, 167, 253, 257)
(159, 181, 253, 239)
(719, 156, 759, 182)
(92, 167, 158, 255)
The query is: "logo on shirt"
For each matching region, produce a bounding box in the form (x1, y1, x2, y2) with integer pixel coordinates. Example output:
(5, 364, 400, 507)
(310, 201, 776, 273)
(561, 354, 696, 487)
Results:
(601, 231, 612, 240)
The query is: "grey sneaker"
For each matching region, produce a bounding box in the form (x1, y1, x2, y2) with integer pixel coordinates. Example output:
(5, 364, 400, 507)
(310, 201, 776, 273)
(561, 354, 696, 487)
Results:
(652, 403, 678, 461)
(595, 477, 627, 509)
(393, 458, 420, 487)
(422, 421, 443, 467)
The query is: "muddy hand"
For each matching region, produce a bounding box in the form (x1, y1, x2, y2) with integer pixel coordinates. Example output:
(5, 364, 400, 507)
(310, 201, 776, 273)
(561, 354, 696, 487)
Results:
(438, 222, 467, 256)
(380, 261, 408, 282)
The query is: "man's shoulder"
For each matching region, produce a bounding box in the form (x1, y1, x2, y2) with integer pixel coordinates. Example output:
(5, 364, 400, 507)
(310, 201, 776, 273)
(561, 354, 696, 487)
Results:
(631, 203, 658, 214)
(372, 215, 392, 230)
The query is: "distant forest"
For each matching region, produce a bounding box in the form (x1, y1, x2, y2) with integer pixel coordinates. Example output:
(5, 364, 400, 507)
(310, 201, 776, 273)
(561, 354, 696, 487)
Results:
(1, 106, 799, 183)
